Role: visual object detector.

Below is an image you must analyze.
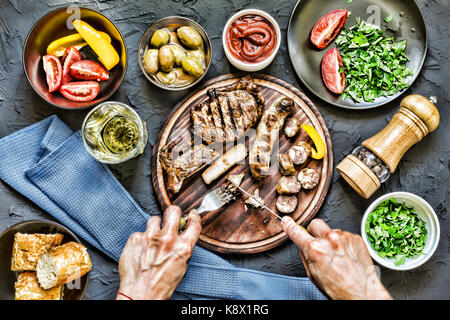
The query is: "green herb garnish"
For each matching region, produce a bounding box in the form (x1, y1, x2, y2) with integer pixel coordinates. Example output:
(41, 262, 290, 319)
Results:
(384, 14, 393, 23)
(365, 198, 427, 266)
(335, 19, 413, 103)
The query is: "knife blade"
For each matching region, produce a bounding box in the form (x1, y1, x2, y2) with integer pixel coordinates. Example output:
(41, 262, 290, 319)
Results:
(235, 185, 282, 220)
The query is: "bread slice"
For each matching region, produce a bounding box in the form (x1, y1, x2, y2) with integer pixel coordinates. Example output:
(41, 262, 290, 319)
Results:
(36, 242, 91, 289)
(11, 233, 64, 271)
(15, 272, 62, 300)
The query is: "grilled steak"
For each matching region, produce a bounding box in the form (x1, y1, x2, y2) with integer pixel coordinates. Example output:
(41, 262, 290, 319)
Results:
(191, 76, 264, 144)
(159, 139, 218, 194)
(160, 76, 263, 194)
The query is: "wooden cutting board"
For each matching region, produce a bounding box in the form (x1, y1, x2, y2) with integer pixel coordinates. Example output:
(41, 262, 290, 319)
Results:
(151, 74, 333, 254)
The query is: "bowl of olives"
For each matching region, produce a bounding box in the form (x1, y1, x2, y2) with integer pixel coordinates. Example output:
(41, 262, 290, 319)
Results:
(138, 16, 212, 90)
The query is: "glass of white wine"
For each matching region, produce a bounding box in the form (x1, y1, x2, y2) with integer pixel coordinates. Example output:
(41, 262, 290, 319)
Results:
(81, 101, 148, 164)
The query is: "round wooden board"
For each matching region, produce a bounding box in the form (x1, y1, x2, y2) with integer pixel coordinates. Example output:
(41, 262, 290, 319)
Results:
(151, 74, 333, 254)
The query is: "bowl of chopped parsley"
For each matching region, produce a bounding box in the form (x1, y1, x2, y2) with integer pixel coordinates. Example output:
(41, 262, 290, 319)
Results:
(361, 192, 440, 270)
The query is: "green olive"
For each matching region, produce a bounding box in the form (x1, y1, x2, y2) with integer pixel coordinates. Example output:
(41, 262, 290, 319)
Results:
(150, 29, 170, 48)
(187, 49, 205, 67)
(158, 45, 174, 73)
(169, 31, 181, 45)
(168, 44, 187, 66)
(177, 26, 203, 49)
(181, 56, 204, 78)
(157, 70, 177, 85)
(173, 67, 195, 85)
(143, 49, 159, 74)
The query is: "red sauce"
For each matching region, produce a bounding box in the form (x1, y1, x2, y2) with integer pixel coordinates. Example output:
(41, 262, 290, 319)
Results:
(226, 15, 277, 64)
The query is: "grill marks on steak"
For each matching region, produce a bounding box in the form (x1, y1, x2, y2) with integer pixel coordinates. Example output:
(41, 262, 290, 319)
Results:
(225, 92, 245, 136)
(160, 76, 264, 194)
(191, 76, 263, 144)
(209, 99, 225, 142)
(216, 94, 236, 141)
(159, 139, 218, 194)
(235, 90, 260, 128)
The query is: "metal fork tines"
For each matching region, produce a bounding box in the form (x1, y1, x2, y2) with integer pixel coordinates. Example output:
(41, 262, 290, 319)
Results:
(197, 182, 239, 214)
(179, 182, 239, 230)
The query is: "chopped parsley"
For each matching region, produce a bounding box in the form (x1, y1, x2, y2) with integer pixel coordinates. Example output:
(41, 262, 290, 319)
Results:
(365, 198, 428, 266)
(335, 18, 413, 103)
(384, 14, 393, 23)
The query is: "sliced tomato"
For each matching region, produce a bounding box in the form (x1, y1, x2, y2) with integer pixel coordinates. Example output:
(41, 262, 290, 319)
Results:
(69, 60, 109, 81)
(311, 9, 348, 49)
(59, 81, 100, 102)
(61, 47, 82, 84)
(321, 48, 345, 94)
(42, 55, 63, 92)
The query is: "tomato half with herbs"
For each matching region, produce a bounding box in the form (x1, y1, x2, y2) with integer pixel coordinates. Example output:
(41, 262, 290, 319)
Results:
(321, 48, 345, 94)
(61, 47, 83, 84)
(311, 9, 348, 49)
(59, 81, 100, 102)
(42, 55, 63, 92)
(69, 60, 109, 81)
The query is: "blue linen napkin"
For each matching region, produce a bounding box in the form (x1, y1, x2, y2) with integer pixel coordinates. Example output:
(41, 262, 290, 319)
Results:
(0, 115, 325, 300)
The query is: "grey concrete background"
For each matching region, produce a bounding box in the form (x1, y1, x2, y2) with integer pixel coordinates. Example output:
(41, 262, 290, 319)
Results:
(0, 0, 448, 299)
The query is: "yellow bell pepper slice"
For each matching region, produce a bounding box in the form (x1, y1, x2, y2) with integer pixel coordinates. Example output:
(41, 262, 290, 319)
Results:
(301, 124, 326, 160)
(72, 19, 119, 70)
(47, 32, 111, 57)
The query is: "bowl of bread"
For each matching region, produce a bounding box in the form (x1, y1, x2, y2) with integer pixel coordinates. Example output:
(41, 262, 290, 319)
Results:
(0, 220, 91, 300)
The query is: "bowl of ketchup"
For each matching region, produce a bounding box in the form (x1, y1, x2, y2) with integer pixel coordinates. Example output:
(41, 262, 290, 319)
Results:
(223, 9, 281, 72)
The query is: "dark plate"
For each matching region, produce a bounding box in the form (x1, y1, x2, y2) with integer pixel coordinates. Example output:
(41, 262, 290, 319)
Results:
(23, 6, 127, 110)
(287, 0, 427, 109)
(0, 220, 89, 300)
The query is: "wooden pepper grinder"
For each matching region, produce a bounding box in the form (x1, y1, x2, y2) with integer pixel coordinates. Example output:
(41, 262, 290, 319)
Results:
(336, 94, 440, 198)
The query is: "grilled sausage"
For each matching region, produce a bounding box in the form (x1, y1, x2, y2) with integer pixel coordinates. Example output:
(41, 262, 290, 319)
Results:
(249, 97, 293, 180)
(276, 195, 298, 214)
(202, 143, 247, 184)
(298, 168, 320, 189)
(278, 154, 295, 175)
(284, 117, 301, 138)
(289, 141, 312, 165)
(276, 176, 301, 195)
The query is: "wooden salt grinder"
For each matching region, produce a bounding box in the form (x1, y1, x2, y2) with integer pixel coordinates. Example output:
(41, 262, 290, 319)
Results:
(336, 94, 440, 198)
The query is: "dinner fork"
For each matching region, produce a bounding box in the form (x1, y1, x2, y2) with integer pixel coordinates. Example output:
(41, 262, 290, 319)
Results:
(179, 181, 239, 230)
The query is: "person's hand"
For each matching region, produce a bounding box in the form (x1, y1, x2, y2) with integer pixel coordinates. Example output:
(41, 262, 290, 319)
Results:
(116, 206, 202, 300)
(282, 216, 392, 300)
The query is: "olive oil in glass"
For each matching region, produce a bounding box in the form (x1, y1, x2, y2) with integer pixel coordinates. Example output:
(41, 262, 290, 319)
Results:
(82, 102, 148, 164)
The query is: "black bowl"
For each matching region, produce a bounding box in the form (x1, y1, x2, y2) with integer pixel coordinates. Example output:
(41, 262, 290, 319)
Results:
(287, 0, 427, 109)
(0, 220, 89, 300)
(23, 6, 127, 110)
